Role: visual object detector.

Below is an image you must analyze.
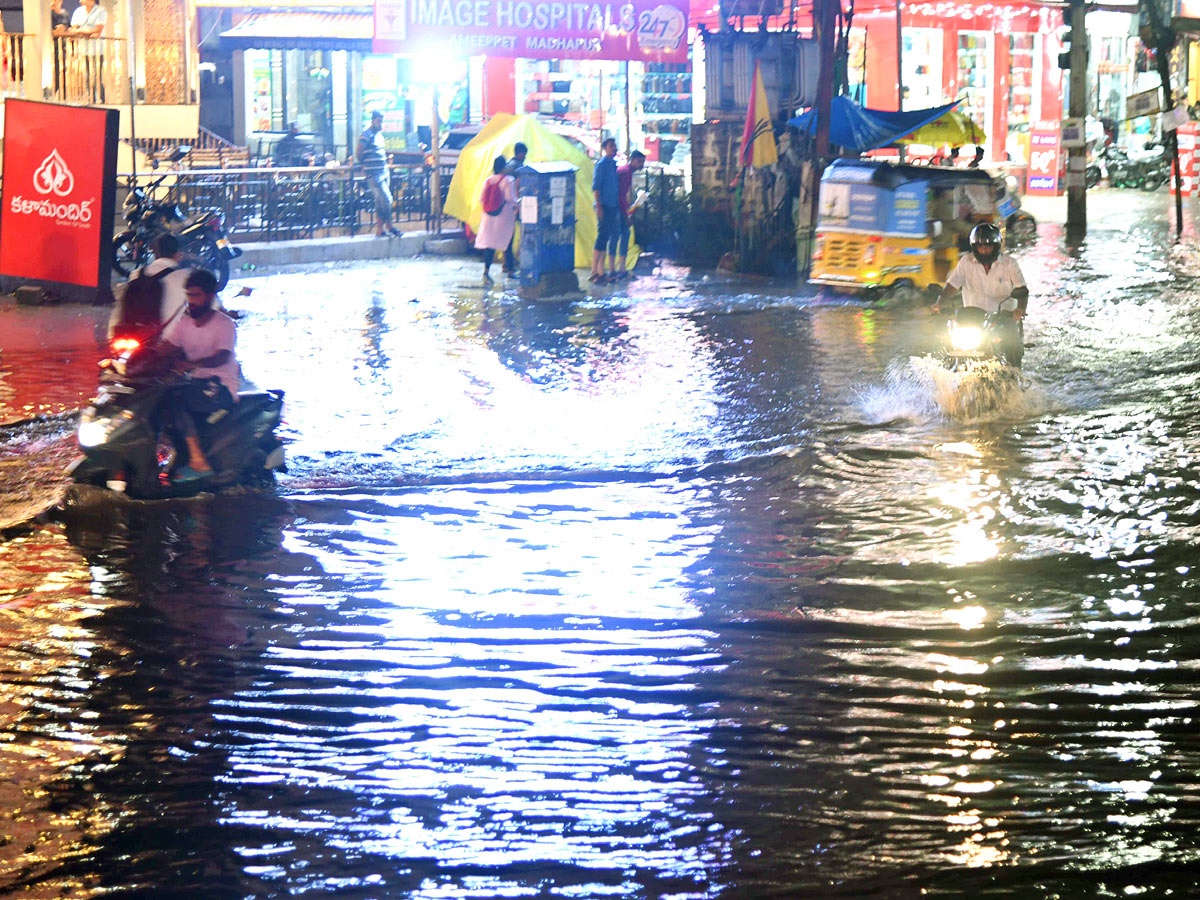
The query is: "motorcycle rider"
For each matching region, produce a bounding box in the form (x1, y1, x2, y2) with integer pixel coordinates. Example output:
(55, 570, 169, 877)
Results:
(108, 232, 191, 341)
(158, 269, 241, 483)
(936, 222, 1028, 366)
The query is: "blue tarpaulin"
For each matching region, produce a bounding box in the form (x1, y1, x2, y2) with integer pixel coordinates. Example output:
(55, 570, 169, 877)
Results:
(787, 97, 960, 153)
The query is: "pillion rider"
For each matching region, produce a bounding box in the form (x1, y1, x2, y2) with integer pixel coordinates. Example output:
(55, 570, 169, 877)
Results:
(935, 222, 1028, 366)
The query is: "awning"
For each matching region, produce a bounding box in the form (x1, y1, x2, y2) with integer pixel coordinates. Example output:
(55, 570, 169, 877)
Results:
(788, 97, 961, 154)
(220, 12, 373, 51)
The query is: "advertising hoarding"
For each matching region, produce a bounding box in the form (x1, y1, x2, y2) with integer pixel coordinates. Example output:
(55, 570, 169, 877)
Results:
(374, 0, 689, 62)
(0, 99, 119, 294)
(1026, 121, 1061, 196)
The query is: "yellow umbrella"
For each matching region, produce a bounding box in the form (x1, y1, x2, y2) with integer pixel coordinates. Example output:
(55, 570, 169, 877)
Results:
(896, 109, 985, 147)
(444, 113, 638, 269)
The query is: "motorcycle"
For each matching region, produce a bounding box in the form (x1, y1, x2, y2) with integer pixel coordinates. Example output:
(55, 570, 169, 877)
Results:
(942, 304, 1024, 369)
(1088, 142, 1169, 191)
(67, 339, 286, 500)
(112, 146, 242, 291)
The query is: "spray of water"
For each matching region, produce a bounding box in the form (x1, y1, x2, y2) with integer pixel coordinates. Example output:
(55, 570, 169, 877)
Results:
(858, 355, 1051, 425)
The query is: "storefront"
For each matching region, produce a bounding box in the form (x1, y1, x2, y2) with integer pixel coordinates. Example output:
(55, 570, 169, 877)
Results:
(506, 54, 693, 167)
(204, 1, 474, 160)
(853, 1, 1065, 164)
(374, 0, 692, 164)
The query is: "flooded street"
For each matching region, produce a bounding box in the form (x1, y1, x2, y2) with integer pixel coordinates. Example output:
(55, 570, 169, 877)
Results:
(3, 191, 1200, 897)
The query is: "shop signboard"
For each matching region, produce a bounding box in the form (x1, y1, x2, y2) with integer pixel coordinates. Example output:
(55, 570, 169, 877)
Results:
(374, 0, 689, 62)
(1026, 121, 1061, 195)
(0, 99, 118, 295)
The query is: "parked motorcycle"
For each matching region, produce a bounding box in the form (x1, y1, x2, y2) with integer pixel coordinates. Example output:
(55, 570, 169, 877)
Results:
(1087, 142, 1168, 191)
(67, 338, 286, 500)
(995, 177, 1037, 242)
(112, 146, 242, 291)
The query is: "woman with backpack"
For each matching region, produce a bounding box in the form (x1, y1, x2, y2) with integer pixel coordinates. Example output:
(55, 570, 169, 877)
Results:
(474, 155, 517, 283)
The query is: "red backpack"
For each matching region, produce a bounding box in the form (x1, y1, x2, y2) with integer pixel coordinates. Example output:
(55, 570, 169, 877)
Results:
(481, 176, 505, 216)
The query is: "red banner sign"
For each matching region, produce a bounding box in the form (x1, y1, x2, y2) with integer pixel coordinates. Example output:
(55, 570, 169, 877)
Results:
(1025, 120, 1061, 196)
(0, 99, 118, 290)
(373, 0, 689, 61)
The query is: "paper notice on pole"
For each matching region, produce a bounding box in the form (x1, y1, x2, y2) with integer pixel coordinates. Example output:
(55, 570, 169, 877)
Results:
(549, 177, 567, 198)
(550, 196, 564, 224)
(1064, 172, 1085, 189)
(1061, 117, 1086, 148)
(520, 195, 538, 224)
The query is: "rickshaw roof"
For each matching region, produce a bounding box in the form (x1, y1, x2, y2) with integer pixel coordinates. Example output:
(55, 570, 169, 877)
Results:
(821, 158, 996, 190)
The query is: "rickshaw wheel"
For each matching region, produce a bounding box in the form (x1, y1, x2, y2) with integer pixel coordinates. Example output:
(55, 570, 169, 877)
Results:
(886, 281, 921, 305)
(1007, 213, 1037, 241)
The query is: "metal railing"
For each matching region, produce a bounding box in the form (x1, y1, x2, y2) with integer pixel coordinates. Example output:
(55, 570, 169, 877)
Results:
(50, 35, 127, 105)
(2, 33, 28, 97)
(118, 164, 456, 241)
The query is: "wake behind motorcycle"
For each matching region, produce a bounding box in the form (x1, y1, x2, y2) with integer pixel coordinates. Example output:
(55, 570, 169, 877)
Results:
(67, 339, 286, 500)
(113, 146, 242, 290)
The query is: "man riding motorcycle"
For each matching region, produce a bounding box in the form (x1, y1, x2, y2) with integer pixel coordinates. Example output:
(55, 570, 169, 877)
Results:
(157, 268, 241, 483)
(936, 222, 1028, 366)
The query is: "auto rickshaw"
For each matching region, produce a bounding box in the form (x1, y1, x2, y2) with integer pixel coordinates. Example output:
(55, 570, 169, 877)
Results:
(809, 159, 1002, 301)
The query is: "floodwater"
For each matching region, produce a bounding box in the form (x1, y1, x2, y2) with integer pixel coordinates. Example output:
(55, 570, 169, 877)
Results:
(3, 191, 1200, 898)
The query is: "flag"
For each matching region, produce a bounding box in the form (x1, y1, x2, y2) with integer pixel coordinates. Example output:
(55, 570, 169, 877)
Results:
(740, 61, 778, 170)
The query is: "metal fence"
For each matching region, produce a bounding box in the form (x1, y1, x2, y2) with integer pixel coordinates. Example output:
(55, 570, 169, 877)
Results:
(116, 164, 457, 242)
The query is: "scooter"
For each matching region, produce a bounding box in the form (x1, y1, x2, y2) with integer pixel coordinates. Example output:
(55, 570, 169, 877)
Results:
(67, 339, 286, 500)
(942, 304, 1024, 369)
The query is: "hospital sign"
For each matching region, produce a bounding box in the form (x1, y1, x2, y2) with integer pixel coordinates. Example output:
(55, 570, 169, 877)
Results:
(374, 0, 689, 62)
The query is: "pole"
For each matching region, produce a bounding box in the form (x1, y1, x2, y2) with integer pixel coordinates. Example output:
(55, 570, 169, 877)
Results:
(799, 0, 837, 277)
(624, 61, 632, 154)
(127, 0, 138, 179)
(430, 85, 442, 235)
(896, 0, 905, 161)
(1065, 0, 1087, 238)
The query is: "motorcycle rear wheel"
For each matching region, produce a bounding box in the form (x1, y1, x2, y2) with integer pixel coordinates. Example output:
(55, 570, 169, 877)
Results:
(112, 231, 149, 278)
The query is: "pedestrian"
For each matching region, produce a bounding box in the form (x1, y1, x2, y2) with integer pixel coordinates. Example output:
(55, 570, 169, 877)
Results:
(590, 137, 619, 283)
(610, 149, 646, 279)
(69, 0, 107, 103)
(158, 269, 241, 483)
(968, 146, 985, 168)
(500, 141, 528, 275)
(357, 110, 401, 238)
(474, 155, 517, 284)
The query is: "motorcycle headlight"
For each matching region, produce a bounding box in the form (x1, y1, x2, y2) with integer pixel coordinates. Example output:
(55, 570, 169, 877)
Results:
(78, 409, 136, 448)
(951, 324, 984, 352)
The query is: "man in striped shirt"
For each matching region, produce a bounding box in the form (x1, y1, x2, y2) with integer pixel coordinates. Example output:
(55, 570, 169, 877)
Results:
(356, 111, 401, 238)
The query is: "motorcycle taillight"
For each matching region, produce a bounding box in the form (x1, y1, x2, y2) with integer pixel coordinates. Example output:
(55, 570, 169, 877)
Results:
(111, 337, 141, 355)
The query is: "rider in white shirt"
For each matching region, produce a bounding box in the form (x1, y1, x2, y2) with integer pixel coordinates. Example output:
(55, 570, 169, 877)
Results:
(938, 222, 1029, 317)
(937, 222, 1029, 366)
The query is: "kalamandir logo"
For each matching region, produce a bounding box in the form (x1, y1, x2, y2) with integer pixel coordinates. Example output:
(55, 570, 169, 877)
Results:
(33, 149, 75, 197)
(11, 148, 93, 227)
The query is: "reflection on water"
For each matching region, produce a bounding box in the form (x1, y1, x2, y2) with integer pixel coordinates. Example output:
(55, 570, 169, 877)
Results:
(3, 213, 1200, 896)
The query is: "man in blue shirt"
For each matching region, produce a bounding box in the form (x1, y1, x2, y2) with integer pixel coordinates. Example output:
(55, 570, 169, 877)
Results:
(590, 137, 619, 283)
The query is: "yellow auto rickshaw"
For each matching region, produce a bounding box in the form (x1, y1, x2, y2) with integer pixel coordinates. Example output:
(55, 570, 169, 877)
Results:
(809, 159, 1002, 301)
